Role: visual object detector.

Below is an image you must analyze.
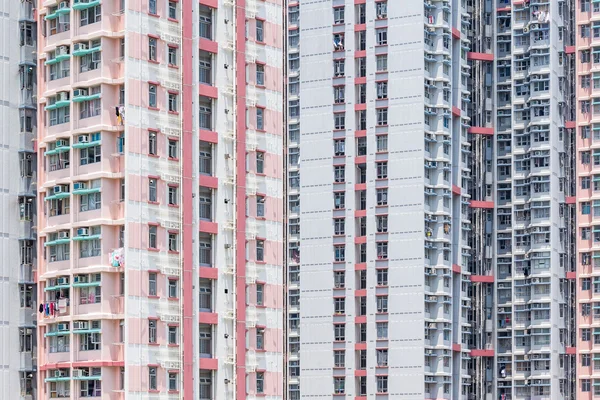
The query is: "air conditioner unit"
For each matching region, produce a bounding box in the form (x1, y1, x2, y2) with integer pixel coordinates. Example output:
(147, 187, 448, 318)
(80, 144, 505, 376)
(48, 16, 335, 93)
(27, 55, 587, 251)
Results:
(58, 92, 69, 101)
(77, 135, 89, 144)
(73, 321, 88, 330)
(499, 307, 505, 313)
(72, 369, 83, 378)
(55, 140, 68, 147)
(77, 228, 89, 237)
(73, 88, 88, 98)
(73, 182, 87, 190)
(54, 370, 66, 378)
(57, 46, 68, 55)
(532, 277, 540, 283)
(224, 244, 232, 249)
(73, 275, 88, 284)
(73, 43, 88, 52)
(428, 323, 437, 328)
(59, 1, 69, 9)
(57, 323, 69, 331)
(57, 277, 69, 285)
(53, 185, 65, 194)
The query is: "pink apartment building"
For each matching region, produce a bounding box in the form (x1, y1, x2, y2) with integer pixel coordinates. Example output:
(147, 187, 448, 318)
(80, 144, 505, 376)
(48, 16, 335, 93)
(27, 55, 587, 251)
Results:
(36, 0, 283, 398)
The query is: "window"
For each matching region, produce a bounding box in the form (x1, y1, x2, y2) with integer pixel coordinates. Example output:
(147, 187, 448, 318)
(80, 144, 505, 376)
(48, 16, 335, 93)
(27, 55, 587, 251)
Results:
(168, 186, 178, 206)
(376, 28, 388, 45)
(168, 232, 178, 252)
(376, 54, 388, 71)
(256, 328, 265, 349)
(149, 225, 158, 249)
(377, 242, 388, 259)
(377, 269, 388, 286)
(334, 192, 345, 209)
(377, 322, 388, 339)
(377, 108, 388, 126)
(168, 93, 178, 112)
(334, 218, 345, 235)
(168, 1, 177, 19)
(256, 372, 265, 394)
(149, 37, 157, 61)
(334, 113, 345, 130)
(149, 367, 157, 390)
(377, 135, 388, 152)
(334, 59, 345, 77)
(334, 7, 345, 24)
(149, 272, 157, 296)
(80, 193, 101, 212)
(256, 20, 264, 42)
(199, 55, 212, 84)
(377, 349, 388, 367)
(256, 64, 265, 85)
(148, 320, 157, 343)
(583, 353, 591, 367)
(583, 278, 592, 291)
(256, 108, 264, 130)
(256, 195, 266, 217)
(334, 165, 345, 182)
(334, 350, 345, 367)
(256, 283, 264, 306)
(149, 84, 157, 108)
(149, 179, 158, 202)
(583, 379, 591, 392)
(168, 326, 178, 344)
(80, 49, 101, 73)
(334, 377, 345, 394)
(80, 331, 101, 351)
(334, 85, 345, 103)
(20, 21, 34, 46)
(334, 324, 345, 341)
(377, 376, 388, 393)
(169, 373, 178, 391)
(49, 105, 70, 126)
(80, 286, 101, 304)
(334, 139, 345, 156)
(80, 5, 102, 26)
(168, 279, 178, 298)
(49, 58, 70, 80)
(80, 145, 101, 166)
(376, 161, 388, 179)
(377, 295, 388, 313)
(168, 46, 177, 66)
(334, 297, 345, 314)
(376, 1, 388, 18)
(334, 271, 345, 288)
(377, 215, 388, 232)
(583, 328, 591, 341)
(256, 152, 265, 174)
(256, 240, 265, 261)
(199, 9, 212, 39)
(377, 81, 388, 99)
(334, 245, 345, 262)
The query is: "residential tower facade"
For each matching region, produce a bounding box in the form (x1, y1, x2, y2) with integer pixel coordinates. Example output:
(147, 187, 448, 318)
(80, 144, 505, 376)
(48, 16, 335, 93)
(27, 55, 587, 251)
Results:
(35, 0, 283, 398)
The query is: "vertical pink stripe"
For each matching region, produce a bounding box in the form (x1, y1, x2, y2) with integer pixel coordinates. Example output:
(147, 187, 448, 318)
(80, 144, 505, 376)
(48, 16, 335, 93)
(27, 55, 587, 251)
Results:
(236, 0, 248, 398)
(182, 0, 194, 398)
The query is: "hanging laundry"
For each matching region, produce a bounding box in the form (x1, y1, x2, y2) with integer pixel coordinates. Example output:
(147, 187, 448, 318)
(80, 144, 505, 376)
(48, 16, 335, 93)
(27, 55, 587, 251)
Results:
(116, 106, 122, 125)
(50, 302, 55, 316)
(38, 303, 44, 313)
